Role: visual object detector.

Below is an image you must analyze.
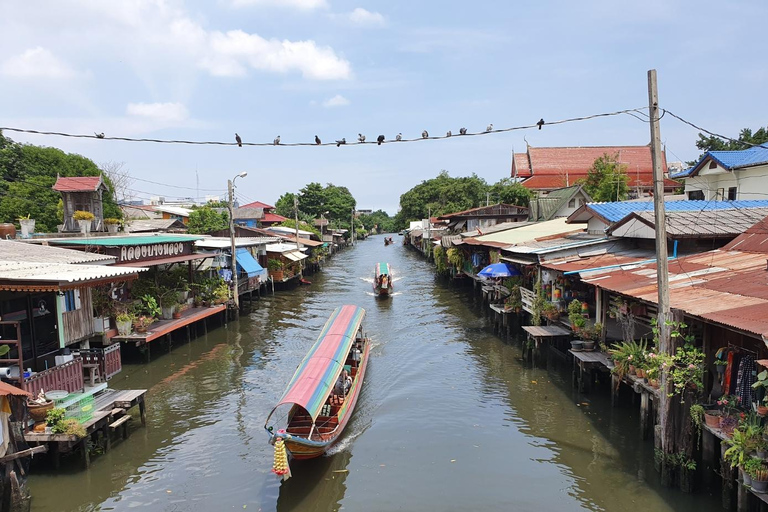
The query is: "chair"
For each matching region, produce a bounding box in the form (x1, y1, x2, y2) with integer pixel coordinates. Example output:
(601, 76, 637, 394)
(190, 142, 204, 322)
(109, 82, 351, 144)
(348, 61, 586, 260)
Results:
(83, 363, 101, 386)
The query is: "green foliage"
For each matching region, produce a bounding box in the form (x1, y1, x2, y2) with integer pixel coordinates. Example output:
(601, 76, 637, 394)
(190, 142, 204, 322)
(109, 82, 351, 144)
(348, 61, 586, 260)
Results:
(73, 210, 95, 221)
(488, 178, 533, 207)
(52, 418, 86, 438)
(46, 407, 66, 427)
(654, 450, 697, 471)
(275, 183, 358, 227)
(744, 457, 765, 478)
(695, 126, 768, 155)
(267, 259, 283, 271)
(434, 245, 448, 274)
(531, 279, 546, 327)
(504, 285, 522, 312)
(137, 295, 161, 318)
(446, 247, 464, 269)
(0, 132, 122, 231)
(690, 404, 705, 446)
(724, 428, 759, 468)
(358, 210, 396, 233)
(580, 153, 630, 202)
(187, 205, 228, 234)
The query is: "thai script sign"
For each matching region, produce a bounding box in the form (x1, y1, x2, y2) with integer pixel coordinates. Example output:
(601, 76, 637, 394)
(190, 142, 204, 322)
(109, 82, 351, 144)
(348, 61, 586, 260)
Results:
(111, 242, 192, 263)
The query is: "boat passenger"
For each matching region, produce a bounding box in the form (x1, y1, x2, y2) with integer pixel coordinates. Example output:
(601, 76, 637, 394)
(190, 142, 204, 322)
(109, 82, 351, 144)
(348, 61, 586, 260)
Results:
(334, 369, 352, 396)
(351, 345, 361, 366)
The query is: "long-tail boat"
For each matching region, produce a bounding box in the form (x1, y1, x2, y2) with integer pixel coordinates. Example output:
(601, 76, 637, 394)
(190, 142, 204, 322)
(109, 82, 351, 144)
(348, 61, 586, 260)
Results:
(373, 262, 393, 297)
(265, 305, 370, 471)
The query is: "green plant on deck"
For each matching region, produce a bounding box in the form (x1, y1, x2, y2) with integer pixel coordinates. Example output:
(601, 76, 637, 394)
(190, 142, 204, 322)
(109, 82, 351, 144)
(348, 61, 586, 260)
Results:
(53, 418, 86, 438)
(689, 404, 705, 447)
(46, 407, 66, 427)
(752, 370, 768, 404)
(446, 247, 464, 270)
(531, 278, 546, 327)
(744, 457, 764, 478)
(267, 259, 283, 271)
(541, 302, 560, 321)
(489, 250, 500, 264)
(73, 210, 95, 221)
(433, 245, 449, 274)
(137, 294, 161, 318)
(567, 299, 583, 328)
(662, 321, 704, 400)
(724, 428, 759, 468)
(505, 285, 522, 313)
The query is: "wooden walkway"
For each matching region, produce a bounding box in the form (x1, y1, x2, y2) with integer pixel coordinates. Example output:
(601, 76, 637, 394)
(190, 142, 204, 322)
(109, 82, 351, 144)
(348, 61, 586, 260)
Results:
(112, 305, 225, 346)
(522, 325, 572, 364)
(24, 388, 147, 469)
(568, 349, 611, 393)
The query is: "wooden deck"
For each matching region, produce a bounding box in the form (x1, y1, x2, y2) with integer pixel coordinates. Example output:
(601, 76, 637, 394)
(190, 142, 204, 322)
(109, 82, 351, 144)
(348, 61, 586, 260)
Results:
(568, 350, 611, 393)
(521, 325, 572, 364)
(522, 325, 571, 338)
(24, 388, 147, 469)
(111, 305, 226, 346)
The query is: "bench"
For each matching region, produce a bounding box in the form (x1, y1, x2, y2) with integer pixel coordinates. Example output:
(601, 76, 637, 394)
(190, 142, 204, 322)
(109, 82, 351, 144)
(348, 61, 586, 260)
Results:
(109, 415, 131, 439)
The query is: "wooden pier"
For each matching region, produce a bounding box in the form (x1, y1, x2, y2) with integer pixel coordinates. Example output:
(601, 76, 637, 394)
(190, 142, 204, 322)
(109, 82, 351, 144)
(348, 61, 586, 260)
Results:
(24, 388, 147, 469)
(521, 325, 571, 364)
(569, 349, 611, 393)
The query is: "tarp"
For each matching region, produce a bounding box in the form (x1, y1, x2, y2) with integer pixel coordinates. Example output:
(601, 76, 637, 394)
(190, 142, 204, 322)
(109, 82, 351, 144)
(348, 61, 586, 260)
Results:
(236, 248, 266, 278)
(284, 251, 308, 262)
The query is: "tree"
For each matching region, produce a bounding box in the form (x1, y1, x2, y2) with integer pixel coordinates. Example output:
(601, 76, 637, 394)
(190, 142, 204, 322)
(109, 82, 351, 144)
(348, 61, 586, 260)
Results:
(696, 126, 768, 153)
(0, 132, 122, 232)
(359, 210, 396, 233)
(581, 153, 629, 202)
(274, 192, 297, 218)
(395, 171, 488, 229)
(489, 178, 532, 207)
(187, 206, 228, 234)
(276, 219, 321, 238)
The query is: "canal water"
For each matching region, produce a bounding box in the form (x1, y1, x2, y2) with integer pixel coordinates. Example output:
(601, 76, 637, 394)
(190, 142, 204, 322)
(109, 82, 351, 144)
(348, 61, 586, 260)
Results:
(28, 236, 722, 511)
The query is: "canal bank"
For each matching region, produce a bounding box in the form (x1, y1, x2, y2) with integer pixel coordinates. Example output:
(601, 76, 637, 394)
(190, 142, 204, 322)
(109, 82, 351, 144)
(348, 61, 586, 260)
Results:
(28, 235, 720, 511)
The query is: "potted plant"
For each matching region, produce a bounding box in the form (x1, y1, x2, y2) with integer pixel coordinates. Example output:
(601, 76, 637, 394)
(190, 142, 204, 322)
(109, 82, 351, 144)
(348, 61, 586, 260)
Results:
(28, 390, 54, 426)
(743, 457, 763, 487)
(752, 370, 768, 415)
(104, 217, 121, 234)
(268, 259, 284, 280)
(578, 323, 603, 351)
(714, 358, 728, 377)
(18, 214, 35, 238)
(133, 315, 154, 333)
(159, 289, 180, 320)
(115, 309, 134, 335)
(173, 303, 183, 319)
(753, 464, 768, 493)
(73, 210, 95, 233)
(542, 302, 560, 323)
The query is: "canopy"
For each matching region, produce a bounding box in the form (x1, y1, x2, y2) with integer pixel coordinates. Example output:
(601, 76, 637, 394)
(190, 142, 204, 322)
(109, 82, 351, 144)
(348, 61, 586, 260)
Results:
(272, 305, 366, 421)
(235, 248, 266, 278)
(478, 262, 521, 278)
(375, 262, 390, 276)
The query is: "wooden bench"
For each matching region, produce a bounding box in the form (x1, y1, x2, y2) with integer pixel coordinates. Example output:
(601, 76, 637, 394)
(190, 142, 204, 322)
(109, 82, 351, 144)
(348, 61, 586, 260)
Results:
(109, 415, 131, 439)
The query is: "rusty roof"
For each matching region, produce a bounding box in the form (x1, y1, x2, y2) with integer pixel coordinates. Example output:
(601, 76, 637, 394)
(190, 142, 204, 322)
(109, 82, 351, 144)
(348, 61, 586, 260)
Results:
(723, 214, 768, 253)
(581, 249, 768, 337)
(540, 248, 655, 274)
(608, 209, 768, 239)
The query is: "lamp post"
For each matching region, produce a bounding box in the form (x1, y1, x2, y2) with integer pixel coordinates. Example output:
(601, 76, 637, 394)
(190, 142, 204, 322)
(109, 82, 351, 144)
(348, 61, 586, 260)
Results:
(229, 171, 248, 316)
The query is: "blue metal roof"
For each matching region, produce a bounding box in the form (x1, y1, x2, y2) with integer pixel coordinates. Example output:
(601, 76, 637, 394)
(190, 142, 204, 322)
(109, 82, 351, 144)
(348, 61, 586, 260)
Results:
(669, 167, 694, 179)
(680, 144, 768, 179)
(236, 248, 266, 278)
(588, 199, 768, 223)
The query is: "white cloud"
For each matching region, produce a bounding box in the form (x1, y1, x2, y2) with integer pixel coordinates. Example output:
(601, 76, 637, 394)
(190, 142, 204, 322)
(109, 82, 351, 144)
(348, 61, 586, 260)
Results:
(322, 94, 350, 108)
(126, 102, 189, 122)
(201, 30, 352, 80)
(0, 47, 76, 79)
(231, 0, 328, 9)
(347, 8, 386, 27)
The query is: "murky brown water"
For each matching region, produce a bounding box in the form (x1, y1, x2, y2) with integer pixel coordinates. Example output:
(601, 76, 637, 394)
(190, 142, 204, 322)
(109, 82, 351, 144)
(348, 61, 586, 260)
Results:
(28, 236, 722, 511)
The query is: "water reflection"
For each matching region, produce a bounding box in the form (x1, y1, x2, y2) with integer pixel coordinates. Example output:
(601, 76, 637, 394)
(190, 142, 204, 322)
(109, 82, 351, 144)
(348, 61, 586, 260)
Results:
(277, 450, 352, 512)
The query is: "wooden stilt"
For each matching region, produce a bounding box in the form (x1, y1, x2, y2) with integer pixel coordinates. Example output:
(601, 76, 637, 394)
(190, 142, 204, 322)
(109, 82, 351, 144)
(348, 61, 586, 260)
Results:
(701, 430, 716, 487)
(640, 391, 651, 440)
(611, 375, 620, 407)
(82, 438, 91, 469)
(139, 397, 147, 427)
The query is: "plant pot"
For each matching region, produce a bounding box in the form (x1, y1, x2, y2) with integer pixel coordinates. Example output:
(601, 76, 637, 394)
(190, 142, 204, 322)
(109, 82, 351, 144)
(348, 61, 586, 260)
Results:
(752, 479, 768, 493)
(636, 368, 646, 379)
(704, 411, 722, 428)
(78, 219, 91, 234)
(19, 219, 35, 238)
(161, 306, 175, 320)
(136, 325, 148, 333)
(570, 341, 584, 352)
(742, 468, 753, 487)
(93, 316, 110, 333)
(28, 400, 54, 423)
(172, 311, 182, 320)
(648, 378, 659, 388)
(116, 319, 132, 336)
(758, 449, 768, 460)
(582, 341, 596, 351)
(628, 365, 637, 376)
(106, 224, 119, 234)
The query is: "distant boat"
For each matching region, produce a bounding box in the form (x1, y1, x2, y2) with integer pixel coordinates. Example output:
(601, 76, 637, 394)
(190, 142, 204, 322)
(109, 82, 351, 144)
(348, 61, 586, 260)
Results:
(265, 305, 370, 463)
(374, 262, 393, 297)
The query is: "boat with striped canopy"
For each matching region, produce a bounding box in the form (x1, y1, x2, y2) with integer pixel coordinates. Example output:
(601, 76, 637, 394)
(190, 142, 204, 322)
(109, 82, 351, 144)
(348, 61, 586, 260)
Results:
(265, 305, 370, 469)
(373, 262, 393, 297)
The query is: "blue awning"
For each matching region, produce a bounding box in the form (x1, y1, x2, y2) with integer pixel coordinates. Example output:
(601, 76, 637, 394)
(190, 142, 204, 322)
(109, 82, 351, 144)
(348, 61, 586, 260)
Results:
(236, 248, 266, 278)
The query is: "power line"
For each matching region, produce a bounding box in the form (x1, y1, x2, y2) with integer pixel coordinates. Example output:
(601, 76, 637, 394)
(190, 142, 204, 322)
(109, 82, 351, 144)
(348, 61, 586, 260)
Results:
(662, 109, 766, 149)
(129, 175, 224, 192)
(0, 107, 647, 147)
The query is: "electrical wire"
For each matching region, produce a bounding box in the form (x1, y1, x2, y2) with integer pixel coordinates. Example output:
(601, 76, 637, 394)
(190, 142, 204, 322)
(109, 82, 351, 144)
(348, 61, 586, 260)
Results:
(0, 107, 647, 147)
(662, 109, 766, 149)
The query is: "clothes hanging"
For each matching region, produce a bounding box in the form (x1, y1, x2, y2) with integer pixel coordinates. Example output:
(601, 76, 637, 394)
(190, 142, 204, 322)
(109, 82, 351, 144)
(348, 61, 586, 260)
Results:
(723, 351, 735, 395)
(736, 354, 756, 406)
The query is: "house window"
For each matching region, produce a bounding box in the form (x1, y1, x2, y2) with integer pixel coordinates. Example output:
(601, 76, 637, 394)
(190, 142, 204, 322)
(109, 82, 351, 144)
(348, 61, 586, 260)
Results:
(63, 290, 81, 312)
(688, 190, 705, 200)
(716, 188, 725, 200)
(709, 160, 717, 169)
(728, 187, 737, 201)
(568, 198, 576, 208)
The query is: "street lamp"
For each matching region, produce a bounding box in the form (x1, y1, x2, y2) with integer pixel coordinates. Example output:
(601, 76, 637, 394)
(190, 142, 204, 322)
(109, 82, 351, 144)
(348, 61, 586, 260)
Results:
(229, 172, 248, 315)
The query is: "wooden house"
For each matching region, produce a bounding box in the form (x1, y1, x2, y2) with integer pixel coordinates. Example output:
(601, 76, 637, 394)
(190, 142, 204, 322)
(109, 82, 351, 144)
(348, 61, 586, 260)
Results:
(52, 175, 109, 232)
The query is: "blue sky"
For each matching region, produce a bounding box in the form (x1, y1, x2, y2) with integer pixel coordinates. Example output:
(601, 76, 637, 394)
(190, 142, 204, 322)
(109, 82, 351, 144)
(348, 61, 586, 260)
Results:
(1, 0, 766, 215)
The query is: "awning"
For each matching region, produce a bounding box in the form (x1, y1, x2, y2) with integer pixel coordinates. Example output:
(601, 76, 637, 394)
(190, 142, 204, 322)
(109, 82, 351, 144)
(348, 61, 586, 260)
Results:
(119, 252, 213, 267)
(236, 248, 266, 278)
(284, 251, 308, 262)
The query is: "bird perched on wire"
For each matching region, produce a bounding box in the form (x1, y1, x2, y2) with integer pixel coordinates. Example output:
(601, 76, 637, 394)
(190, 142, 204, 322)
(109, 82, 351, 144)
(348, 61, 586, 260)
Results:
(336, 138, 346, 147)
(235, 133, 242, 147)
(422, 130, 428, 138)
(377, 135, 385, 145)
(273, 136, 280, 145)
(315, 135, 321, 145)
(537, 118, 545, 130)
(486, 124, 493, 132)
(395, 133, 402, 141)
(446, 130, 452, 137)
(459, 127, 467, 135)
(94, 132, 105, 139)
(358, 133, 366, 143)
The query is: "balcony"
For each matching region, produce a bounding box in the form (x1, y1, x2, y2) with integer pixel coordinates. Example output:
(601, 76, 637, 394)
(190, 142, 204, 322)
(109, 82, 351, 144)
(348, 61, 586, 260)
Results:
(23, 357, 84, 397)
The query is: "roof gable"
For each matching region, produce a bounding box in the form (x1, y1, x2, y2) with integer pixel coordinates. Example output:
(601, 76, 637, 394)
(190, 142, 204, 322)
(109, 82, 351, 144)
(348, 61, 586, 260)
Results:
(568, 199, 768, 224)
(686, 145, 768, 178)
(52, 175, 105, 192)
(527, 145, 665, 176)
(241, 201, 275, 210)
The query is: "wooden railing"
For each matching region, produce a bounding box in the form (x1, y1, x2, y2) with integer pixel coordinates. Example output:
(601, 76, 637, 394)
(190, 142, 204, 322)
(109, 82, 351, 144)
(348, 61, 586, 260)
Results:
(79, 345, 121, 381)
(23, 357, 84, 396)
(520, 287, 535, 314)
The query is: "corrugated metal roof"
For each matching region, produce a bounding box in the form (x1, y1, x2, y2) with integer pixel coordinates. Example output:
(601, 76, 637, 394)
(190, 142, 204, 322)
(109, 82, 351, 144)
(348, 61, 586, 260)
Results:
(196, 237, 280, 249)
(540, 248, 657, 275)
(437, 203, 528, 219)
(125, 218, 187, 233)
(609, 209, 768, 238)
(685, 145, 768, 177)
(241, 201, 275, 210)
(576, 199, 768, 224)
(461, 221, 533, 237)
(0, 240, 114, 264)
(581, 250, 768, 337)
(723, 215, 768, 253)
(0, 261, 146, 283)
(0, 381, 30, 397)
(52, 234, 203, 246)
(474, 218, 584, 245)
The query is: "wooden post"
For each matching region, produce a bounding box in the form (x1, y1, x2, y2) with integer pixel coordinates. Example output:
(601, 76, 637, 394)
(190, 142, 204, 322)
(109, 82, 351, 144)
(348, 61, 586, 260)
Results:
(139, 397, 147, 427)
(82, 438, 91, 469)
(640, 391, 651, 440)
(611, 375, 619, 407)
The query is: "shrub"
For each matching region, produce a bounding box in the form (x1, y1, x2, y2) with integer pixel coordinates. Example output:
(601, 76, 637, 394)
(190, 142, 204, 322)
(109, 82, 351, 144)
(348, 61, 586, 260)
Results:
(73, 210, 95, 221)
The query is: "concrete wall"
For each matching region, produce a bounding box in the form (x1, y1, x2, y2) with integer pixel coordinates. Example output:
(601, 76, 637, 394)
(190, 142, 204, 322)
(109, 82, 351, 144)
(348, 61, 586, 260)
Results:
(684, 162, 768, 200)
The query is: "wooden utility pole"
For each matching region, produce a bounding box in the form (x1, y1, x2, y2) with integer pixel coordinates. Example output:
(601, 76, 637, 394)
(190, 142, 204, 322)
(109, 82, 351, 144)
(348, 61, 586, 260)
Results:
(228, 178, 240, 317)
(649, 69, 673, 484)
(294, 196, 302, 275)
(351, 208, 355, 246)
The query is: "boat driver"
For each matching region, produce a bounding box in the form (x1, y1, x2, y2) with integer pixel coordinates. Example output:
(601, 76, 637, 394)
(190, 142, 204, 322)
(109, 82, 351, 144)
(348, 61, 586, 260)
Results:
(334, 369, 352, 396)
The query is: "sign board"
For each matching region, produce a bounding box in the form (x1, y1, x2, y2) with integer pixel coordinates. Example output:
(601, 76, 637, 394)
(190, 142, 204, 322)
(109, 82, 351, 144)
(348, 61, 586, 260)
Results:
(107, 241, 193, 264)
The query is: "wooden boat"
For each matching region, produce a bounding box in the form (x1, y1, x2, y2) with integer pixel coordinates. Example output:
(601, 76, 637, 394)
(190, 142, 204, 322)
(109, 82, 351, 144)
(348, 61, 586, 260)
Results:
(265, 305, 370, 463)
(373, 262, 393, 297)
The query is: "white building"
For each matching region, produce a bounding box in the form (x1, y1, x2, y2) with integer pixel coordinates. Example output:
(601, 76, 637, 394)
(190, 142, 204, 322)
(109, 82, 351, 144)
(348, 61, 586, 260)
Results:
(672, 145, 768, 201)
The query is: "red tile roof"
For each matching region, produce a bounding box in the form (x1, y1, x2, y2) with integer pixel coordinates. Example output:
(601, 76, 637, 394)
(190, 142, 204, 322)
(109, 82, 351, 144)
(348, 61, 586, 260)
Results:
(52, 176, 104, 192)
(241, 201, 274, 210)
(262, 213, 288, 223)
(511, 152, 531, 178)
(521, 172, 679, 191)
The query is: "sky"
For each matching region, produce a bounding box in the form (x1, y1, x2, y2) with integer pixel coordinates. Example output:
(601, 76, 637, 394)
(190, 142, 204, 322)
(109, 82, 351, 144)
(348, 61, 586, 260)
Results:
(1, 0, 767, 215)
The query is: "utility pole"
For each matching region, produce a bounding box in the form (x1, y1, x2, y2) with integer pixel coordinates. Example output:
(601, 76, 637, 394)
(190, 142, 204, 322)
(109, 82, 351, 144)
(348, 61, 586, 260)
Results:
(351, 208, 355, 246)
(228, 178, 239, 318)
(294, 196, 302, 275)
(427, 206, 431, 260)
(649, 69, 673, 483)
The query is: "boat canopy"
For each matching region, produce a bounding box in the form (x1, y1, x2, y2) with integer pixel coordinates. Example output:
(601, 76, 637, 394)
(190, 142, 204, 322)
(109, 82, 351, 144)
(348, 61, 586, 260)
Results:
(271, 305, 366, 421)
(376, 262, 390, 276)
